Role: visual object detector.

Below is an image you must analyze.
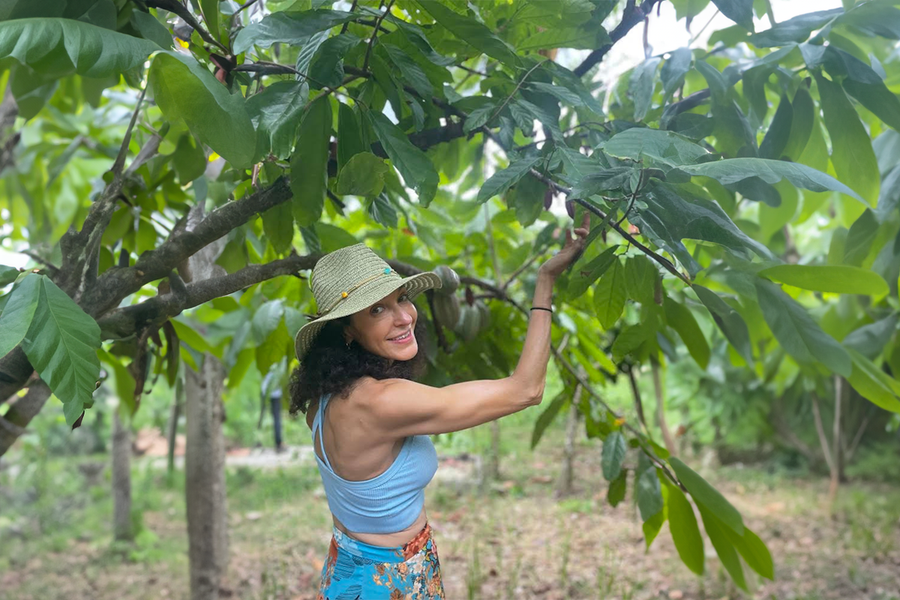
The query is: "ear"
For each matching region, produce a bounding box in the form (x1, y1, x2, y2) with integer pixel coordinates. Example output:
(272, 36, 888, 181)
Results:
(342, 323, 356, 345)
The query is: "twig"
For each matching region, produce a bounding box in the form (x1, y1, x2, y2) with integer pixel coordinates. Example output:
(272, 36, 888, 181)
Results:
(144, 0, 229, 54)
(236, 62, 363, 107)
(488, 59, 547, 125)
(20, 251, 59, 274)
(689, 9, 720, 45)
(456, 64, 489, 78)
(341, 0, 360, 34)
(112, 86, 148, 179)
(500, 253, 541, 292)
(363, 0, 395, 73)
(574, 0, 662, 77)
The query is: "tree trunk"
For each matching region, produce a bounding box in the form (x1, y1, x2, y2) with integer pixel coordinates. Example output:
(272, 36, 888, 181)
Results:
(829, 376, 843, 503)
(485, 420, 501, 481)
(167, 374, 183, 479)
(185, 353, 228, 600)
(651, 361, 677, 456)
(556, 385, 583, 497)
(112, 411, 133, 542)
(0, 382, 51, 455)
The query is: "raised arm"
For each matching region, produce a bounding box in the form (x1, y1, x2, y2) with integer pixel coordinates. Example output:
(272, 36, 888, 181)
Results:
(361, 215, 590, 438)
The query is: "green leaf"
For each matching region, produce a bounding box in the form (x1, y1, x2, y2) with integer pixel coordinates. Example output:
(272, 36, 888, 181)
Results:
(643, 504, 667, 549)
(845, 348, 900, 413)
(825, 47, 900, 132)
(669, 457, 743, 535)
(698, 506, 748, 591)
(517, 23, 610, 52)
(367, 111, 439, 206)
(593, 258, 626, 329)
(337, 102, 367, 170)
(814, 71, 879, 206)
(171, 133, 206, 184)
(754, 279, 852, 377)
(246, 80, 309, 160)
(711, 0, 753, 28)
(844, 209, 879, 267)
(721, 523, 774, 580)
(758, 264, 888, 296)
(661, 47, 693, 97)
(21, 275, 101, 426)
(368, 195, 398, 229)
(414, 1, 519, 67)
(131, 10, 173, 49)
(199, 0, 219, 46)
(782, 86, 814, 160)
(637, 467, 664, 521)
(602, 128, 710, 169)
(477, 156, 541, 204)
(0, 266, 19, 287)
(233, 9, 360, 54)
(545, 62, 605, 116)
(843, 314, 899, 360)
(149, 52, 255, 169)
(261, 201, 294, 255)
(309, 33, 361, 89)
(463, 101, 496, 134)
(290, 95, 332, 227)
(625, 256, 657, 306)
(383, 43, 433, 98)
(566, 245, 619, 300)
(680, 158, 864, 203)
(531, 390, 567, 449)
(749, 9, 843, 47)
(607, 468, 627, 507)
(171, 319, 216, 356)
(632, 57, 661, 122)
(0, 18, 158, 78)
(664, 298, 710, 369)
(612, 320, 656, 361)
(98, 349, 137, 416)
(667, 483, 705, 575)
(0, 273, 41, 359)
(759, 93, 792, 159)
(510, 175, 546, 228)
(601, 431, 627, 481)
(569, 167, 632, 199)
(337, 152, 389, 197)
(693, 285, 754, 365)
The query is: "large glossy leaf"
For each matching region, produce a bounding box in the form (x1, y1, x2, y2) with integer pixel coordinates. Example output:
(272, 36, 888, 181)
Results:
(0, 18, 157, 78)
(337, 103, 367, 170)
(601, 128, 710, 169)
(246, 81, 309, 160)
(477, 157, 541, 203)
(825, 47, 900, 132)
(758, 264, 889, 296)
(721, 523, 775, 580)
(261, 202, 294, 255)
(698, 506, 748, 591)
(844, 209, 879, 267)
(667, 483, 705, 575)
(637, 467, 664, 521)
(661, 48, 693, 98)
(843, 314, 899, 360)
(601, 431, 627, 481)
(632, 57, 661, 122)
(759, 94, 792, 160)
(664, 298, 710, 368)
(681, 158, 864, 203)
(693, 285, 754, 365)
(414, 0, 519, 67)
(368, 111, 439, 206)
(814, 71, 880, 206)
(290, 96, 332, 227)
(782, 86, 814, 160)
(337, 152, 390, 197)
(20, 275, 101, 425)
(845, 348, 900, 413)
(0, 273, 41, 359)
(711, 0, 753, 29)
(233, 9, 360, 54)
(670, 457, 743, 535)
(607, 469, 627, 507)
(749, 9, 843, 47)
(531, 390, 567, 449)
(755, 279, 852, 377)
(593, 258, 626, 329)
(149, 52, 255, 169)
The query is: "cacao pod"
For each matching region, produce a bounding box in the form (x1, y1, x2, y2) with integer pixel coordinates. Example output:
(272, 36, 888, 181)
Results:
(433, 293, 461, 329)
(454, 304, 481, 342)
(434, 265, 460, 295)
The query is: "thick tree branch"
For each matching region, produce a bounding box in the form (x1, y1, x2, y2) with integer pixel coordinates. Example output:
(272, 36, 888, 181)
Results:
(574, 0, 663, 77)
(97, 253, 319, 339)
(0, 381, 51, 456)
(143, 0, 229, 53)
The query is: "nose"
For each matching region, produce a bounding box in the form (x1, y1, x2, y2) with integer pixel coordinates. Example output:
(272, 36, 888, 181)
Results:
(394, 305, 413, 325)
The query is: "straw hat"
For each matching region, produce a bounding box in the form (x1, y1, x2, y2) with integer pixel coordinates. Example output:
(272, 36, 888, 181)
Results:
(294, 243, 442, 361)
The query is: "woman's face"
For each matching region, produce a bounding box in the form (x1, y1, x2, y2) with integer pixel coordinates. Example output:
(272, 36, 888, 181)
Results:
(345, 287, 418, 361)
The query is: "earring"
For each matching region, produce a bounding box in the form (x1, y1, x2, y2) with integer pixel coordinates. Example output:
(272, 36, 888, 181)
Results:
(345, 339, 352, 348)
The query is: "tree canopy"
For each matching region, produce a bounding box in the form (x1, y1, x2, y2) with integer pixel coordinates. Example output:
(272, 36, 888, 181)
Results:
(3, 0, 900, 588)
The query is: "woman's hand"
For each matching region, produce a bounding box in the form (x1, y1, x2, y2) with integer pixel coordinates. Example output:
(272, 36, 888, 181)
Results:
(538, 213, 590, 281)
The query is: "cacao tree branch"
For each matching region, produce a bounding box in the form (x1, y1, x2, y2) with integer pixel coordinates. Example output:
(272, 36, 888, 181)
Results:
(143, 0, 229, 53)
(574, 0, 663, 77)
(0, 381, 51, 456)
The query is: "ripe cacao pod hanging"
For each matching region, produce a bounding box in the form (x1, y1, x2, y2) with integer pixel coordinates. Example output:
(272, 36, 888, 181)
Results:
(433, 293, 461, 329)
(434, 265, 460, 295)
(454, 304, 481, 342)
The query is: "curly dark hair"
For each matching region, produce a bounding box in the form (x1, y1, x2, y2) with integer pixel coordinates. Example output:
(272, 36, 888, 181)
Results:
(289, 315, 428, 415)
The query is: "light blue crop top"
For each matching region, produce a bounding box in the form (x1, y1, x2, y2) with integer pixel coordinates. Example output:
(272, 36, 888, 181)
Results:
(311, 393, 438, 534)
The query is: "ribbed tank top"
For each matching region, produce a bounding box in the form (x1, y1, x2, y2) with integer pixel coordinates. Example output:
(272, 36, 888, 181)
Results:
(311, 393, 438, 534)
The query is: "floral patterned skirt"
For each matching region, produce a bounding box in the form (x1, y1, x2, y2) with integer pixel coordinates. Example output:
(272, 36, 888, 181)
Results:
(317, 523, 445, 599)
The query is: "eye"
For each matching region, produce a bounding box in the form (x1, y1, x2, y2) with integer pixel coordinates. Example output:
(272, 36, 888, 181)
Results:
(370, 305, 384, 315)
(399, 293, 410, 302)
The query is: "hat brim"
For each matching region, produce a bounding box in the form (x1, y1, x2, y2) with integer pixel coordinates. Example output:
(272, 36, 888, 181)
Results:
(294, 271, 442, 361)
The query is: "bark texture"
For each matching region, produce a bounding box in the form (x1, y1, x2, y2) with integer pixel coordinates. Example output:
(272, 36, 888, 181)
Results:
(185, 354, 228, 600)
(112, 411, 134, 541)
(556, 385, 584, 498)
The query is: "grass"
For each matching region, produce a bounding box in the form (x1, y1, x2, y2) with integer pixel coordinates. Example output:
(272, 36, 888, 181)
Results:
(1, 411, 899, 599)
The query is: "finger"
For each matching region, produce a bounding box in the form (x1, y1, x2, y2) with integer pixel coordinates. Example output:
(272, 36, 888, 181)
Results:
(580, 212, 590, 230)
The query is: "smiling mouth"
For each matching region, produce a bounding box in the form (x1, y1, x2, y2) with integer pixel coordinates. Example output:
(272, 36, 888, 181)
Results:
(389, 330, 412, 341)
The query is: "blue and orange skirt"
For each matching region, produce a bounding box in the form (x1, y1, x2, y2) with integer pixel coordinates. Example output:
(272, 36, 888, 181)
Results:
(316, 523, 445, 599)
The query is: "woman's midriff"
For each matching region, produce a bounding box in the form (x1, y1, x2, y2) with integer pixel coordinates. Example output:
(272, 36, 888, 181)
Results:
(333, 507, 428, 548)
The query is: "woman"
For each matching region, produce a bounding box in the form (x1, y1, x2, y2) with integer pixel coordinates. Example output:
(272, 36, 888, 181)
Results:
(290, 216, 589, 599)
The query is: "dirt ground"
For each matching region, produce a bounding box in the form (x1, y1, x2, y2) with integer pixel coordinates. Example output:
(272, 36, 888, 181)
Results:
(2, 442, 899, 600)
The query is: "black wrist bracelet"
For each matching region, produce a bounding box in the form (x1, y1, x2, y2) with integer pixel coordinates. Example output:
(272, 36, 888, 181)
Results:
(531, 306, 553, 313)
